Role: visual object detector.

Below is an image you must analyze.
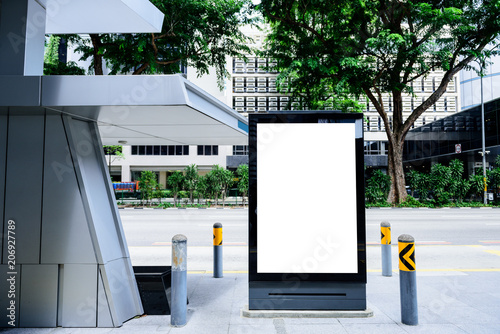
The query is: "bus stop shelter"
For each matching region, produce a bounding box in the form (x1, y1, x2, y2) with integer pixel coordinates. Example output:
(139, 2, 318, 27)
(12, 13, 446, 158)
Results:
(0, 0, 247, 328)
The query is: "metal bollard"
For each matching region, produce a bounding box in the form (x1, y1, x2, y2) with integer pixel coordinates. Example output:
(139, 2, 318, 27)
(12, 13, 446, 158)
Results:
(171, 234, 187, 327)
(381, 221, 392, 277)
(213, 222, 223, 278)
(398, 234, 418, 326)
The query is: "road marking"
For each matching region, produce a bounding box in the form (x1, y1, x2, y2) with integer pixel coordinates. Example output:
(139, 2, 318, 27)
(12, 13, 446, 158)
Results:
(416, 241, 451, 245)
(368, 241, 451, 245)
(188, 270, 248, 274)
(480, 240, 500, 244)
(485, 250, 500, 257)
(151, 242, 247, 246)
(185, 269, 500, 274)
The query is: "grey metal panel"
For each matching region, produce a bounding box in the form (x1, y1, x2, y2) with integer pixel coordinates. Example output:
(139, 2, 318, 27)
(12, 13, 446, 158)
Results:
(3, 115, 44, 264)
(0, 114, 6, 263)
(0, 77, 41, 106)
(42, 75, 187, 107)
(45, 0, 164, 34)
(0, 1, 28, 75)
(23, 0, 45, 76)
(0, 1, 45, 76)
(97, 271, 114, 327)
(249, 281, 366, 310)
(100, 259, 143, 326)
(0, 265, 20, 327)
(19, 265, 58, 327)
(226, 155, 249, 169)
(90, 121, 131, 259)
(41, 115, 96, 264)
(66, 118, 126, 263)
(58, 264, 98, 327)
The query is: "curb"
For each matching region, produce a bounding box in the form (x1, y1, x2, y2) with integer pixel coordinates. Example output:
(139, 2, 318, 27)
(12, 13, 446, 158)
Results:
(241, 305, 374, 319)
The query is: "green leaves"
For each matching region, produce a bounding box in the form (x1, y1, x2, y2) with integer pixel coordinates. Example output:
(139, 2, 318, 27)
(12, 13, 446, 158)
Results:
(139, 171, 159, 204)
(67, 0, 255, 86)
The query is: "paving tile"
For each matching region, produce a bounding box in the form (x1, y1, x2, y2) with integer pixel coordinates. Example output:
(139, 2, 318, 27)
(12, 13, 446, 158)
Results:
(287, 323, 348, 334)
(401, 324, 467, 333)
(341, 323, 408, 334)
(456, 324, 500, 334)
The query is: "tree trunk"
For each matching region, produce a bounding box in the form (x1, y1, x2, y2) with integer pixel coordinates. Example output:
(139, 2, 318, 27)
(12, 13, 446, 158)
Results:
(89, 34, 104, 75)
(387, 138, 407, 204)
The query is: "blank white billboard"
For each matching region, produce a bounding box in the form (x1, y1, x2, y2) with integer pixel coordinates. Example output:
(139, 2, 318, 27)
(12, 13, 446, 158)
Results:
(257, 123, 358, 274)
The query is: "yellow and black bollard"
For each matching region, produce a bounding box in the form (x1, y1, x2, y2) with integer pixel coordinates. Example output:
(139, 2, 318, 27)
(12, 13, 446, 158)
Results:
(213, 222, 223, 278)
(398, 234, 418, 326)
(381, 222, 392, 276)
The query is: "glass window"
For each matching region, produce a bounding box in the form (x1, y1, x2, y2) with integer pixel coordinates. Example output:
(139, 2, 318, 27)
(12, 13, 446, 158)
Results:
(205, 145, 212, 156)
(138, 146, 145, 155)
(161, 146, 168, 155)
(233, 145, 248, 155)
(197, 145, 203, 155)
(183, 145, 189, 155)
(146, 146, 153, 155)
(132, 146, 138, 155)
(153, 146, 160, 155)
(212, 145, 218, 155)
(176, 145, 183, 155)
(168, 146, 175, 155)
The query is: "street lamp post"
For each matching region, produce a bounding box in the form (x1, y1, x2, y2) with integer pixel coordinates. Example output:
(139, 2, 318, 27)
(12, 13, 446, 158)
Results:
(478, 59, 488, 205)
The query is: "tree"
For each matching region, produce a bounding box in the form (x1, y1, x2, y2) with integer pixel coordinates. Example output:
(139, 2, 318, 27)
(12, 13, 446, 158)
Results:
(407, 170, 430, 201)
(103, 145, 125, 176)
(196, 175, 208, 204)
(429, 163, 452, 205)
(205, 165, 225, 205)
(44, 35, 85, 75)
(138, 171, 158, 205)
(71, 0, 255, 85)
(260, 0, 500, 204)
(469, 173, 486, 202)
(365, 169, 391, 204)
(184, 164, 199, 204)
(448, 159, 470, 202)
(219, 169, 235, 207)
(236, 164, 249, 206)
(489, 155, 500, 201)
(167, 171, 185, 206)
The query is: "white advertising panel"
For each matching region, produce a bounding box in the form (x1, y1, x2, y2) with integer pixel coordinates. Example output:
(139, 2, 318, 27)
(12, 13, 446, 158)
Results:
(257, 123, 358, 273)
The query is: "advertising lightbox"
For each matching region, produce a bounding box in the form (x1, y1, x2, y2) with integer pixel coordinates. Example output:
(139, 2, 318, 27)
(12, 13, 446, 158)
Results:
(248, 112, 366, 311)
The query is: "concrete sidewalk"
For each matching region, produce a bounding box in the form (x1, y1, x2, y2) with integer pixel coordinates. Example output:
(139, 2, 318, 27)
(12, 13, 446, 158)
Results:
(2, 271, 499, 333)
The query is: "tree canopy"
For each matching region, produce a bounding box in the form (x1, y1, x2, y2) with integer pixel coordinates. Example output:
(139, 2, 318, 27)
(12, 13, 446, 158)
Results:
(43, 35, 85, 75)
(260, 0, 500, 203)
(70, 0, 255, 87)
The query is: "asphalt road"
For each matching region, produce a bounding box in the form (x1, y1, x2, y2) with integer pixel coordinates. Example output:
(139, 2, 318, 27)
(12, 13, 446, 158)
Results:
(120, 208, 500, 274)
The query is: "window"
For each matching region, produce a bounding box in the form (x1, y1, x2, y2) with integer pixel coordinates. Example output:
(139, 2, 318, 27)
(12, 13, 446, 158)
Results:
(131, 145, 189, 156)
(233, 145, 249, 155)
(197, 145, 219, 156)
(153, 146, 160, 155)
(364, 141, 388, 155)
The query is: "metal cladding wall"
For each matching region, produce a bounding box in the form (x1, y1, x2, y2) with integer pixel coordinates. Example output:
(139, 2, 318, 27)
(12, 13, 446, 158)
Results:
(0, 111, 142, 328)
